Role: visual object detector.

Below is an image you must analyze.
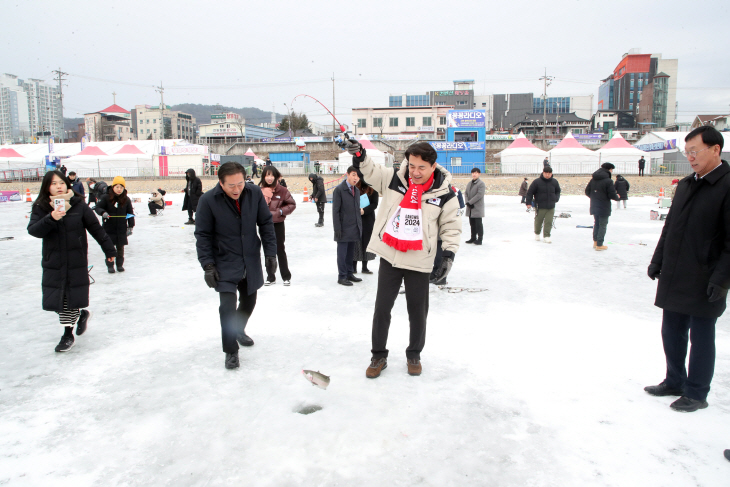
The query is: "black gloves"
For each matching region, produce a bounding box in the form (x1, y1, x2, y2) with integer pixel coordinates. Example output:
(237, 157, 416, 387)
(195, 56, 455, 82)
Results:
(345, 140, 362, 156)
(433, 251, 455, 283)
(647, 263, 661, 280)
(126, 228, 133, 237)
(203, 264, 219, 289)
(466, 203, 474, 209)
(707, 283, 728, 303)
(265, 256, 277, 277)
(335, 230, 342, 240)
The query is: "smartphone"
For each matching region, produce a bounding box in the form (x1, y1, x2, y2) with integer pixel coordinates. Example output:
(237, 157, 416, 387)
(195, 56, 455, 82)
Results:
(53, 199, 64, 212)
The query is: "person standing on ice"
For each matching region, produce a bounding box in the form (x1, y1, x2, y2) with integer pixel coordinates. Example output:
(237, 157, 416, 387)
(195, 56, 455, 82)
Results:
(353, 171, 379, 275)
(518, 177, 529, 204)
(332, 166, 363, 286)
(259, 166, 296, 286)
(464, 167, 485, 245)
(182, 168, 202, 225)
(585, 162, 620, 251)
(67, 171, 84, 198)
(525, 166, 560, 244)
(345, 140, 462, 378)
(638, 156, 646, 176)
(28, 170, 117, 352)
(644, 125, 730, 413)
(94, 176, 135, 273)
(194, 162, 277, 370)
(308, 172, 327, 227)
(614, 174, 630, 209)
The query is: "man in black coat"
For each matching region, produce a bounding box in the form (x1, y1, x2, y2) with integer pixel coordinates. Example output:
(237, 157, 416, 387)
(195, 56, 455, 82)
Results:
(308, 172, 327, 227)
(182, 168, 203, 225)
(638, 156, 646, 176)
(644, 126, 730, 412)
(251, 160, 258, 178)
(525, 166, 561, 243)
(585, 163, 620, 250)
(86, 178, 108, 207)
(194, 162, 277, 369)
(68, 172, 85, 198)
(332, 166, 363, 286)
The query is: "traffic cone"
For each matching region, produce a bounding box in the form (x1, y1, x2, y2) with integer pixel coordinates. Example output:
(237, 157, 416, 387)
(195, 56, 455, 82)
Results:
(658, 187, 664, 204)
(303, 185, 309, 203)
(25, 188, 31, 202)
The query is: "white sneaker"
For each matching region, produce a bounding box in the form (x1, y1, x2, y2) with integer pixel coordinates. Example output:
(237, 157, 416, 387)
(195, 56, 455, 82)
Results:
(265, 279, 275, 286)
(283, 280, 290, 286)
(534, 234, 541, 241)
(543, 237, 552, 244)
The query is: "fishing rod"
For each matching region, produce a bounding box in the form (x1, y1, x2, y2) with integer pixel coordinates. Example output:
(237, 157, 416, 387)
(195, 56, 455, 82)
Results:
(290, 94, 361, 157)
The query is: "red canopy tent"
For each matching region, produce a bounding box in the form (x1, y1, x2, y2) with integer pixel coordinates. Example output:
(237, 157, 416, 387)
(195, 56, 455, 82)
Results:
(76, 146, 108, 156)
(115, 144, 146, 155)
(0, 147, 25, 158)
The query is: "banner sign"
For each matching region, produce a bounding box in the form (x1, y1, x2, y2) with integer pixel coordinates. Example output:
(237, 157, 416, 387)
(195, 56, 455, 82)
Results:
(48, 137, 54, 154)
(0, 190, 20, 202)
(159, 155, 168, 177)
(210, 153, 221, 162)
(434, 90, 472, 96)
(484, 134, 515, 140)
(573, 134, 603, 144)
(378, 134, 418, 140)
(262, 137, 293, 143)
(635, 139, 677, 152)
(162, 145, 209, 155)
(447, 110, 486, 128)
(429, 141, 485, 151)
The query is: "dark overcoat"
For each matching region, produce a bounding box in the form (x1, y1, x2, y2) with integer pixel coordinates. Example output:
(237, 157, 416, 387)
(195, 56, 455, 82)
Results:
(95, 192, 135, 246)
(585, 168, 619, 216)
(332, 180, 362, 242)
(360, 189, 379, 251)
(464, 178, 486, 218)
(525, 175, 561, 210)
(615, 176, 630, 200)
(182, 169, 203, 212)
(651, 161, 730, 318)
(194, 183, 277, 296)
(308, 173, 327, 203)
(28, 195, 117, 311)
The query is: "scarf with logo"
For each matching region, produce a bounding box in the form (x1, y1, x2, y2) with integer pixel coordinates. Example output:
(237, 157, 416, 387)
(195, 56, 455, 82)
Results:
(382, 171, 435, 252)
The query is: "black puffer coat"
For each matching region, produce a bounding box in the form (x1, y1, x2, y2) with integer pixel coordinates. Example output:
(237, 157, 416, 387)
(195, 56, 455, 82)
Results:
(615, 176, 630, 200)
(93, 181, 108, 201)
(95, 192, 135, 246)
(183, 169, 203, 212)
(525, 174, 561, 210)
(308, 173, 327, 203)
(585, 168, 619, 216)
(194, 183, 277, 296)
(651, 161, 730, 318)
(28, 195, 117, 311)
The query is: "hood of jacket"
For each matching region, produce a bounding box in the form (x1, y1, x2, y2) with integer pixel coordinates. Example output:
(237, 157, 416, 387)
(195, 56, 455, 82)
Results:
(591, 168, 612, 181)
(308, 173, 323, 183)
(539, 174, 555, 183)
(186, 168, 196, 180)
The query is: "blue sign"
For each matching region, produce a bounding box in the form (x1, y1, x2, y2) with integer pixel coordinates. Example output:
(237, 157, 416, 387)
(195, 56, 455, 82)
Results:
(429, 141, 485, 151)
(447, 110, 486, 128)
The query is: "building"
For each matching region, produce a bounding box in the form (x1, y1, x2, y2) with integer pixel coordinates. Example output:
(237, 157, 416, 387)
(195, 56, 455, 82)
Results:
(388, 80, 474, 111)
(598, 50, 678, 128)
(492, 93, 533, 131)
(429, 109, 487, 174)
(690, 114, 730, 131)
(0, 73, 60, 143)
(512, 112, 591, 137)
(84, 104, 132, 142)
(197, 112, 282, 143)
(0, 74, 30, 143)
(533, 95, 594, 121)
(131, 104, 196, 142)
(351, 106, 452, 139)
(590, 110, 637, 133)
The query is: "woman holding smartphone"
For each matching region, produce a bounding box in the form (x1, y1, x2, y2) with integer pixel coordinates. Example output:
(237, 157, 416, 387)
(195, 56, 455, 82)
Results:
(28, 170, 117, 352)
(259, 166, 296, 285)
(95, 176, 135, 273)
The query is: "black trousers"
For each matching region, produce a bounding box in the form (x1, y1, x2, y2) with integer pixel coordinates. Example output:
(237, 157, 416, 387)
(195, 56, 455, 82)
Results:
(592, 215, 609, 245)
(106, 244, 125, 269)
(371, 258, 430, 360)
(219, 278, 257, 354)
(661, 309, 716, 401)
(639, 167, 645, 176)
(149, 202, 163, 214)
(316, 200, 325, 222)
(520, 196, 526, 204)
(187, 207, 195, 220)
(270, 222, 291, 281)
(337, 241, 355, 279)
(469, 217, 483, 241)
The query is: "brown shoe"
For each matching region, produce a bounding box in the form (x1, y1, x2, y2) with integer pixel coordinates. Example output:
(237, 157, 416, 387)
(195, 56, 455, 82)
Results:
(407, 358, 422, 376)
(366, 357, 387, 378)
(593, 241, 597, 248)
(595, 245, 608, 251)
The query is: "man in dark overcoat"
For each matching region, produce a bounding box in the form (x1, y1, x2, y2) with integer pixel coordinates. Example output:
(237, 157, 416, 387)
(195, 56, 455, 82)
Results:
(308, 172, 327, 227)
(645, 126, 730, 412)
(585, 163, 620, 250)
(183, 168, 203, 225)
(194, 162, 277, 369)
(332, 166, 363, 286)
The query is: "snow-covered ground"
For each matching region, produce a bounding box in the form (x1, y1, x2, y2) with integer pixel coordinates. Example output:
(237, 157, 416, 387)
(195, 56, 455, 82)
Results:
(1, 190, 728, 486)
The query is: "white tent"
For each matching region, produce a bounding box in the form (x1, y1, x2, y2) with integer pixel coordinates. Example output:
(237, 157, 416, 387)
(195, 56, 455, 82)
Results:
(495, 133, 548, 174)
(245, 147, 266, 166)
(547, 132, 599, 174)
(595, 132, 649, 175)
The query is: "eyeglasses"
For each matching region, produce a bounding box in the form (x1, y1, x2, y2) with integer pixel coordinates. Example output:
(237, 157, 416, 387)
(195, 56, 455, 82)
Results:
(684, 145, 715, 158)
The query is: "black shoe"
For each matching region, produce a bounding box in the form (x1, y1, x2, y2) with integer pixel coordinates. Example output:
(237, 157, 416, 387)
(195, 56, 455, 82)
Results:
(76, 310, 91, 336)
(670, 396, 708, 412)
(724, 449, 730, 462)
(338, 279, 353, 286)
(465, 238, 476, 244)
(55, 335, 75, 352)
(265, 278, 275, 286)
(315, 222, 324, 227)
(644, 381, 683, 397)
(225, 352, 240, 369)
(362, 268, 373, 274)
(117, 266, 125, 272)
(346, 275, 362, 282)
(185, 219, 195, 225)
(475, 240, 483, 245)
(237, 334, 254, 347)
(106, 263, 115, 274)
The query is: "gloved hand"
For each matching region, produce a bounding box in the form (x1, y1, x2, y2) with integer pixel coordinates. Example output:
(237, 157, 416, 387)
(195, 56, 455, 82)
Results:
(126, 228, 133, 237)
(102, 212, 109, 219)
(345, 140, 362, 156)
(335, 230, 342, 240)
(466, 203, 474, 209)
(647, 263, 661, 280)
(433, 251, 455, 282)
(203, 263, 219, 289)
(265, 256, 277, 277)
(707, 283, 728, 302)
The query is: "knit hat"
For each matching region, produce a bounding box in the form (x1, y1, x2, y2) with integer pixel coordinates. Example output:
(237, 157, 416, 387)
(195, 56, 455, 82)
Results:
(112, 176, 126, 188)
(601, 163, 615, 170)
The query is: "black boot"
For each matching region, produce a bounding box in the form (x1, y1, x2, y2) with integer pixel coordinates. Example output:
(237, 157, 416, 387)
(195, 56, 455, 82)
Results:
(315, 214, 324, 227)
(106, 260, 115, 274)
(352, 261, 358, 274)
(362, 263, 373, 274)
(465, 235, 476, 244)
(116, 255, 125, 272)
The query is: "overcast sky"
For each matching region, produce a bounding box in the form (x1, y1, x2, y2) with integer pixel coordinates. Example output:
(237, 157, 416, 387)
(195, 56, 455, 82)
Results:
(4, 0, 728, 127)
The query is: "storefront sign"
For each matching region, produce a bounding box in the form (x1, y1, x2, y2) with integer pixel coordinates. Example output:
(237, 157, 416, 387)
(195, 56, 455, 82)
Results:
(635, 139, 677, 152)
(429, 141, 485, 151)
(434, 90, 472, 97)
(447, 110, 486, 128)
(418, 126, 434, 132)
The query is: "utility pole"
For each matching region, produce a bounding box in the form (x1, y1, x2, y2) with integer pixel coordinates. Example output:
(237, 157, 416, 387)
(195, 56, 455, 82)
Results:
(539, 68, 553, 140)
(112, 91, 117, 104)
(53, 69, 68, 142)
(332, 72, 336, 140)
(155, 82, 165, 140)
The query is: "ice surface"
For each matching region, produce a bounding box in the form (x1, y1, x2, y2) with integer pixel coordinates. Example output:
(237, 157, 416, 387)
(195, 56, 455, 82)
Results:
(0, 191, 728, 486)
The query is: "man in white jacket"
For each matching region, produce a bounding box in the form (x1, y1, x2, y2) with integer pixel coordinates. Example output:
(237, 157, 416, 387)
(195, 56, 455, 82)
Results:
(346, 140, 462, 378)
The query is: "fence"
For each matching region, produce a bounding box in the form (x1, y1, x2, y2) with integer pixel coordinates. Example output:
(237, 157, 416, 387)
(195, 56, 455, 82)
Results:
(0, 168, 45, 182)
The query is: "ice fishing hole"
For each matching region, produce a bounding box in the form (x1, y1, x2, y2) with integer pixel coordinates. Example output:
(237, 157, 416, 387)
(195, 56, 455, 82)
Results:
(296, 404, 323, 415)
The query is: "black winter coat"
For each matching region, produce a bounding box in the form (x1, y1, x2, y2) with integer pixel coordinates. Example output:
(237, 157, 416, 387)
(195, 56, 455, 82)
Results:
(28, 196, 117, 311)
(93, 181, 108, 201)
(70, 179, 85, 197)
(183, 169, 203, 212)
(332, 180, 362, 242)
(360, 189, 379, 251)
(615, 176, 630, 200)
(95, 193, 135, 246)
(651, 161, 730, 318)
(194, 183, 277, 296)
(585, 168, 619, 216)
(525, 174, 561, 210)
(638, 157, 646, 169)
(308, 173, 327, 203)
